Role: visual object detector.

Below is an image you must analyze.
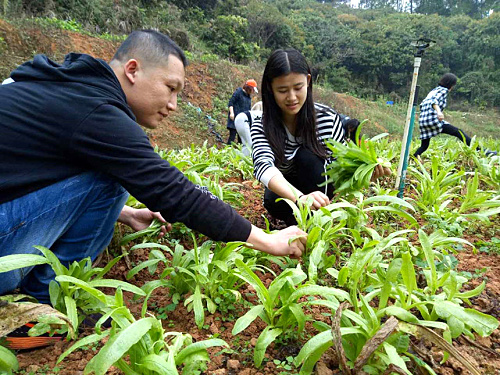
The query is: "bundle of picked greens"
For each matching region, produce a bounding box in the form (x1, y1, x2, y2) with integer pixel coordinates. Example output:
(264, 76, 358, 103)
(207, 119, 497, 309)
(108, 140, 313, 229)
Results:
(323, 123, 393, 194)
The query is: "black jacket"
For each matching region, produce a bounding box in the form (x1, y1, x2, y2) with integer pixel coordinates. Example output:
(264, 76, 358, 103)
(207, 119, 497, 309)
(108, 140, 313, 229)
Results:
(227, 87, 251, 130)
(0, 53, 251, 242)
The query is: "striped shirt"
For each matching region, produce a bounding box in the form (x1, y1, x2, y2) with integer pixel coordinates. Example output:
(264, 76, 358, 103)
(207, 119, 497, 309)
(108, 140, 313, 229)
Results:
(251, 103, 345, 187)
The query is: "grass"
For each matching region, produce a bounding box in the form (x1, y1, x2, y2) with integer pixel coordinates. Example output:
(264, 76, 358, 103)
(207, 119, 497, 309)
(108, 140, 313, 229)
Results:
(314, 85, 499, 140)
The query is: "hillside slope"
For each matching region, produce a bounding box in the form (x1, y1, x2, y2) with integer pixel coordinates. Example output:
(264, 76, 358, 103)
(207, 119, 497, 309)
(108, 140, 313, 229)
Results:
(1, 18, 498, 152)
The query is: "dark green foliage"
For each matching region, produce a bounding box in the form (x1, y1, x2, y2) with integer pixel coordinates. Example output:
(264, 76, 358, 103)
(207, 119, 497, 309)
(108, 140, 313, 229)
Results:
(2, 0, 499, 107)
(201, 14, 259, 62)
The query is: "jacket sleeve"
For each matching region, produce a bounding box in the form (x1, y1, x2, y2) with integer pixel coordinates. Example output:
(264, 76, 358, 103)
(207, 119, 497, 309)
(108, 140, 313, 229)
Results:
(68, 104, 252, 242)
(228, 88, 240, 108)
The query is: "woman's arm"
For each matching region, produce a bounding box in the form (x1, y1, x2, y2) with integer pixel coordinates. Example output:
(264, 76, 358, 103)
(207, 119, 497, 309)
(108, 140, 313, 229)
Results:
(432, 103, 444, 121)
(228, 89, 240, 120)
(267, 174, 329, 209)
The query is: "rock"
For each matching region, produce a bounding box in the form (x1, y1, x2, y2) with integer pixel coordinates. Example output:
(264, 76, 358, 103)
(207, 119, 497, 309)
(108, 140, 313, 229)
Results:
(475, 335, 492, 348)
(315, 361, 334, 375)
(210, 322, 220, 335)
(227, 359, 240, 370)
(239, 369, 252, 375)
(250, 337, 257, 347)
(211, 369, 227, 375)
(437, 368, 454, 375)
(25, 365, 40, 373)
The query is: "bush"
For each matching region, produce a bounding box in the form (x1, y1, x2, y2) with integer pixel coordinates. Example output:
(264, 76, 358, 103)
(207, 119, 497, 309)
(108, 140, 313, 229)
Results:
(201, 15, 258, 62)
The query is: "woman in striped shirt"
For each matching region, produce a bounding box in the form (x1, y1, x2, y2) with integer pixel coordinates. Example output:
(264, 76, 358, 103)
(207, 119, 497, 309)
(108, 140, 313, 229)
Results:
(250, 49, 343, 225)
(252, 49, 389, 225)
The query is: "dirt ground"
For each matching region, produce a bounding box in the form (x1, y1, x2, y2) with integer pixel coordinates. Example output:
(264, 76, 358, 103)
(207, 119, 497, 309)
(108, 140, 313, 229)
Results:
(12, 183, 500, 374)
(2, 19, 500, 375)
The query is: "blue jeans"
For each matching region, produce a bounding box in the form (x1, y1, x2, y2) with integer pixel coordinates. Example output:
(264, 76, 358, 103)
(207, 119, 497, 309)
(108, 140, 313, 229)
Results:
(0, 172, 128, 303)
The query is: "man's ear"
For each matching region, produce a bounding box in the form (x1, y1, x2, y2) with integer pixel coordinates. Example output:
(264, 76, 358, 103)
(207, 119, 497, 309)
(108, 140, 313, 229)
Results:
(123, 59, 140, 84)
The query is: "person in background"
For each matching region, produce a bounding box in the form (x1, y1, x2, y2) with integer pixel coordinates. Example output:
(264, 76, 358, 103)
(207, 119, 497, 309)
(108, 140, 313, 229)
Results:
(0, 31, 306, 324)
(251, 100, 263, 111)
(251, 48, 390, 225)
(339, 114, 361, 144)
(234, 110, 262, 156)
(227, 79, 258, 144)
(415, 73, 497, 158)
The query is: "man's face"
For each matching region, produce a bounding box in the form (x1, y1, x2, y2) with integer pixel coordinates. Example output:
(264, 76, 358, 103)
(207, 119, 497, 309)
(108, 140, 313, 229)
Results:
(126, 55, 185, 129)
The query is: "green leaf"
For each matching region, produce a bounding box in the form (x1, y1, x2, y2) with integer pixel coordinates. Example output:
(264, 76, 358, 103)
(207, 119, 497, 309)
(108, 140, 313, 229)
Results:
(382, 342, 411, 374)
(401, 252, 416, 299)
(192, 285, 205, 329)
(55, 275, 107, 304)
(338, 267, 349, 286)
(34, 246, 66, 276)
(232, 305, 265, 335)
(95, 254, 124, 280)
(379, 258, 402, 310)
(254, 327, 282, 367)
(0, 346, 18, 373)
(447, 315, 465, 338)
(58, 331, 109, 364)
(126, 259, 162, 279)
(289, 303, 306, 334)
(89, 279, 146, 296)
(434, 301, 499, 336)
(235, 259, 270, 310)
(379, 306, 418, 323)
(289, 285, 350, 304)
(139, 354, 177, 374)
(84, 317, 155, 375)
(175, 338, 228, 365)
(64, 296, 78, 338)
(0, 254, 49, 273)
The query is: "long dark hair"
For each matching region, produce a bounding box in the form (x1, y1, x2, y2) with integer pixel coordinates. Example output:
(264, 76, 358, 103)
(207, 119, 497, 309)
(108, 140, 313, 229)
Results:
(261, 48, 328, 167)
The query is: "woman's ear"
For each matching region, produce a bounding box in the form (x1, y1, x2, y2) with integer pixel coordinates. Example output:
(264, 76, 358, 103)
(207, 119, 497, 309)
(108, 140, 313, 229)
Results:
(307, 74, 312, 85)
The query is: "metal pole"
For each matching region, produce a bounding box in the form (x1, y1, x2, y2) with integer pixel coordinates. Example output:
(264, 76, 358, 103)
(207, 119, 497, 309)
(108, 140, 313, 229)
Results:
(396, 85, 419, 198)
(395, 56, 421, 193)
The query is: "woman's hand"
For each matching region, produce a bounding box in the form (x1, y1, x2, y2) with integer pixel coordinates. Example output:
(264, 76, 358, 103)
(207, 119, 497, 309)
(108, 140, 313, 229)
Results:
(298, 191, 330, 210)
(371, 164, 392, 180)
(118, 207, 172, 238)
(437, 112, 444, 121)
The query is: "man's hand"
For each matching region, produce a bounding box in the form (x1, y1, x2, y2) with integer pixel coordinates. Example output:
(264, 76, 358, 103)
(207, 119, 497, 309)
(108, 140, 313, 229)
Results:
(118, 206, 171, 238)
(298, 191, 330, 210)
(437, 112, 444, 121)
(246, 225, 306, 258)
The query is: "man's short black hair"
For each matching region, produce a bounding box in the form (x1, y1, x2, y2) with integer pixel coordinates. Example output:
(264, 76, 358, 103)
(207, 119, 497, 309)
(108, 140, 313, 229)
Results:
(438, 73, 457, 89)
(111, 29, 188, 68)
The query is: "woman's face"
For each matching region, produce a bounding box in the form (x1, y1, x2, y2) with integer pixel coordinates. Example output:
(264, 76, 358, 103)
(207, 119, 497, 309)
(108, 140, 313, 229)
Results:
(271, 72, 311, 122)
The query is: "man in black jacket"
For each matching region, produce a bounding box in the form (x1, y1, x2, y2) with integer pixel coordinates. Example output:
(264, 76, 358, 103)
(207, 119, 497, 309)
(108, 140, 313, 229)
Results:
(0, 30, 305, 304)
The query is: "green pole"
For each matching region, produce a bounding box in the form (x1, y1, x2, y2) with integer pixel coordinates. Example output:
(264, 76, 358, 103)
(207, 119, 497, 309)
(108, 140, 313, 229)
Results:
(397, 85, 419, 198)
(395, 38, 433, 198)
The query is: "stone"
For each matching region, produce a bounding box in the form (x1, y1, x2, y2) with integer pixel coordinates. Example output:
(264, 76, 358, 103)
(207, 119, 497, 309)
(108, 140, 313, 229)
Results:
(315, 361, 334, 375)
(227, 359, 240, 370)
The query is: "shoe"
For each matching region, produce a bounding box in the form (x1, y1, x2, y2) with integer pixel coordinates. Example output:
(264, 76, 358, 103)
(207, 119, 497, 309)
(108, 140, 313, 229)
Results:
(4, 322, 64, 350)
(485, 150, 497, 157)
(80, 313, 112, 329)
